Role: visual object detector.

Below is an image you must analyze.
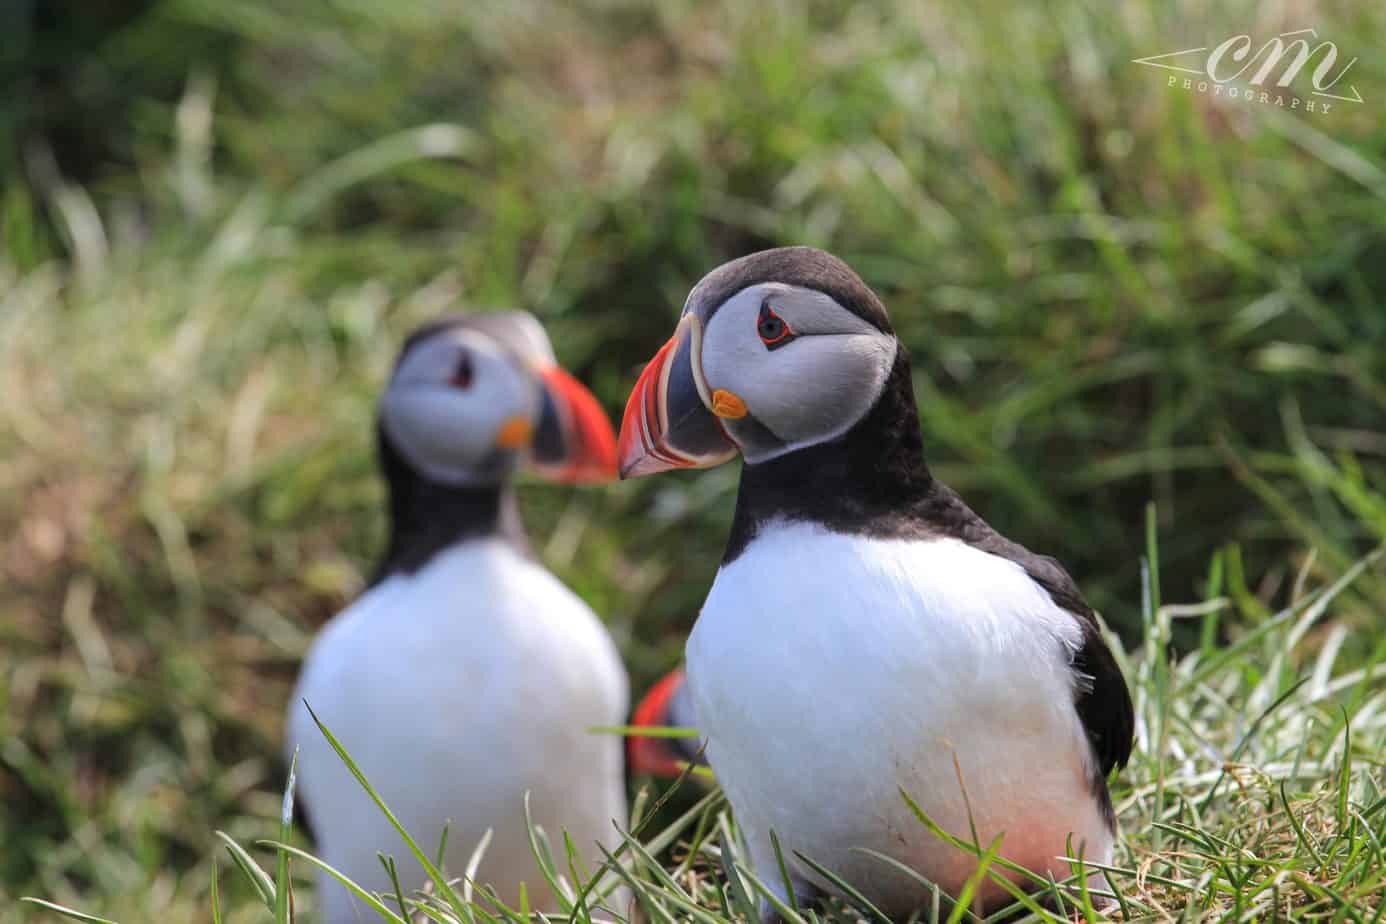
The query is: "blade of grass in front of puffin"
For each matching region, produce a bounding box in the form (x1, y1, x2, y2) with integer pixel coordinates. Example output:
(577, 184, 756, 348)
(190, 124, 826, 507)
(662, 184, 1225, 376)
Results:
(872, 804, 1082, 919)
(597, 840, 680, 924)
(640, 787, 725, 857)
(435, 820, 451, 874)
(633, 881, 732, 924)
(768, 829, 799, 913)
(604, 791, 739, 924)
(586, 723, 703, 738)
(941, 835, 1003, 924)
(522, 790, 573, 914)
(567, 781, 724, 914)
(1065, 834, 1101, 923)
(792, 850, 893, 924)
(303, 703, 472, 921)
(620, 827, 696, 899)
(895, 787, 1058, 894)
(274, 749, 296, 924)
(735, 863, 810, 924)
(256, 840, 407, 922)
(716, 815, 758, 922)
(628, 783, 651, 831)
(560, 831, 595, 924)
(378, 853, 408, 922)
(672, 792, 719, 881)
(460, 826, 492, 916)
(976, 872, 1067, 923)
(848, 848, 948, 916)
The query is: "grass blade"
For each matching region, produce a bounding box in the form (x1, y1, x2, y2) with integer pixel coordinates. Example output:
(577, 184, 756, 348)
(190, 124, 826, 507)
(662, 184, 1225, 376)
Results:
(588, 725, 702, 739)
(210, 857, 222, 924)
(717, 822, 758, 922)
(944, 835, 1004, 924)
(276, 749, 297, 924)
(215, 830, 275, 908)
(461, 827, 493, 915)
(736, 863, 809, 924)
(302, 702, 472, 920)
(792, 850, 893, 924)
(258, 841, 408, 923)
(380, 853, 409, 922)
(522, 790, 573, 912)
(769, 829, 799, 914)
(596, 841, 679, 924)
(17, 899, 121, 924)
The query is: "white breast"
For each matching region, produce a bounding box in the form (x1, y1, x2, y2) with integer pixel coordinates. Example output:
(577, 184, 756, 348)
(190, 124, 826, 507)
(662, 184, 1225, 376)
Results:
(287, 539, 629, 919)
(685, 522, 1109, 914)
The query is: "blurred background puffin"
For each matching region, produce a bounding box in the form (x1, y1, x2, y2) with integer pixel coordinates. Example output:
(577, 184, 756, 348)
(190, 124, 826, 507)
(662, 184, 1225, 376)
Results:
(618, 248, 1133, 920)
(287, 312, 628, 921)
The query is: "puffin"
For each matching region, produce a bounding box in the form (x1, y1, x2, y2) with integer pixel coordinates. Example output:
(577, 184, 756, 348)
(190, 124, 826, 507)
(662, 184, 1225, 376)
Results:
(616, 248, 1134, 919)
(287, 312, 629, 921)
(627, 668, 706, 779)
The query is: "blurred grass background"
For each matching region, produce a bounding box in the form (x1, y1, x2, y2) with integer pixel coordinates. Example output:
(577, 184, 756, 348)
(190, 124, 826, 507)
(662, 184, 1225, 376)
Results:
(1, 0, 1384, 919)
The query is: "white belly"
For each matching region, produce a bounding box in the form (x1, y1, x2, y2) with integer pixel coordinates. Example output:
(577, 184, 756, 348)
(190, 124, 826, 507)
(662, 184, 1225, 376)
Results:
(287, 540, 628, 920)
(686, 523, 1110, 914)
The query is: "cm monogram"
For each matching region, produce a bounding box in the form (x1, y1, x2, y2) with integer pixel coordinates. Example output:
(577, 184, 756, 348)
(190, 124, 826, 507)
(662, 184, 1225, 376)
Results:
(1134, 28, 1363, 113)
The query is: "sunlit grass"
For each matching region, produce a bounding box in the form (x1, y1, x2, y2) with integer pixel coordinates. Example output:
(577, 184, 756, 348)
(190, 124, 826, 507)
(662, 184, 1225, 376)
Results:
(3, 0, 1385, 920)
(23, 541, 1386, 922)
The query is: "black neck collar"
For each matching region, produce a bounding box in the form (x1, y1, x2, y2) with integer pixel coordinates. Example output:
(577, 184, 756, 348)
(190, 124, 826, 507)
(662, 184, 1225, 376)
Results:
(372, 426, 529, 584)
(724, 347, 939, 563)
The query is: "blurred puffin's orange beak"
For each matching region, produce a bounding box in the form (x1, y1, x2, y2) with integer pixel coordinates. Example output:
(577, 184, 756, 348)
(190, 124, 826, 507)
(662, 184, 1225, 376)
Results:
(530, 365, 618, 484)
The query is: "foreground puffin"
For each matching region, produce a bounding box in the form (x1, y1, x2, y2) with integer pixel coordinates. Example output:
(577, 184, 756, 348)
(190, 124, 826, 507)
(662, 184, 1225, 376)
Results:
(288, 312, 629, 921)
(617, 248, 1134, 918)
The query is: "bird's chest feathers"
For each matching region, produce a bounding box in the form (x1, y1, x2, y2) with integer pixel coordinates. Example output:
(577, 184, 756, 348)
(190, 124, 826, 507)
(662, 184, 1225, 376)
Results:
(690, 523, 1083, 703)
(311, 540, 619, 716)
(685, 524, 1092, 853)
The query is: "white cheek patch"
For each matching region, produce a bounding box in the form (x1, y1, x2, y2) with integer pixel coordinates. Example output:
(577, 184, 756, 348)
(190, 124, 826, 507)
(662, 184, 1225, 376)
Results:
(382, 389, 490, 482)
(381, 343, 536, 484)
(743, 333, 895, 446)
(700, 285, 898, 464)
(702, 298, 773, 388)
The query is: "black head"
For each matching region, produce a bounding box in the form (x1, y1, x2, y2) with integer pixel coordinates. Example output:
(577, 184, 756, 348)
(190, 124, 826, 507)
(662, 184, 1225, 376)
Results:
(684, 247, 893, 334)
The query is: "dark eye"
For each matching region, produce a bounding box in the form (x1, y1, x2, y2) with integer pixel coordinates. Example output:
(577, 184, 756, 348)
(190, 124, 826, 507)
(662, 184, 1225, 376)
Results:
(757, 303, 795, 350)
(450, 352, 474, 388)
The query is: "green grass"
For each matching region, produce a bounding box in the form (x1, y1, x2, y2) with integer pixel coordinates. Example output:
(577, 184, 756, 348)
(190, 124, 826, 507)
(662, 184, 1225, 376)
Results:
(2, 0, 1385, 920)
(24, 539, 1386, 923)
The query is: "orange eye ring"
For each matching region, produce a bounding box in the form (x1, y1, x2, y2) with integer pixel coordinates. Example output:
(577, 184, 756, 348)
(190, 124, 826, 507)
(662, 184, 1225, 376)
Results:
(757, 303, 795, 349)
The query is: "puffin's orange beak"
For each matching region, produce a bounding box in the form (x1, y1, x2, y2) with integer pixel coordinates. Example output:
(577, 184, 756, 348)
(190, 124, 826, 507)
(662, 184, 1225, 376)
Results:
(530, 365, 618, 484)
(617, 316, 736, 479)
